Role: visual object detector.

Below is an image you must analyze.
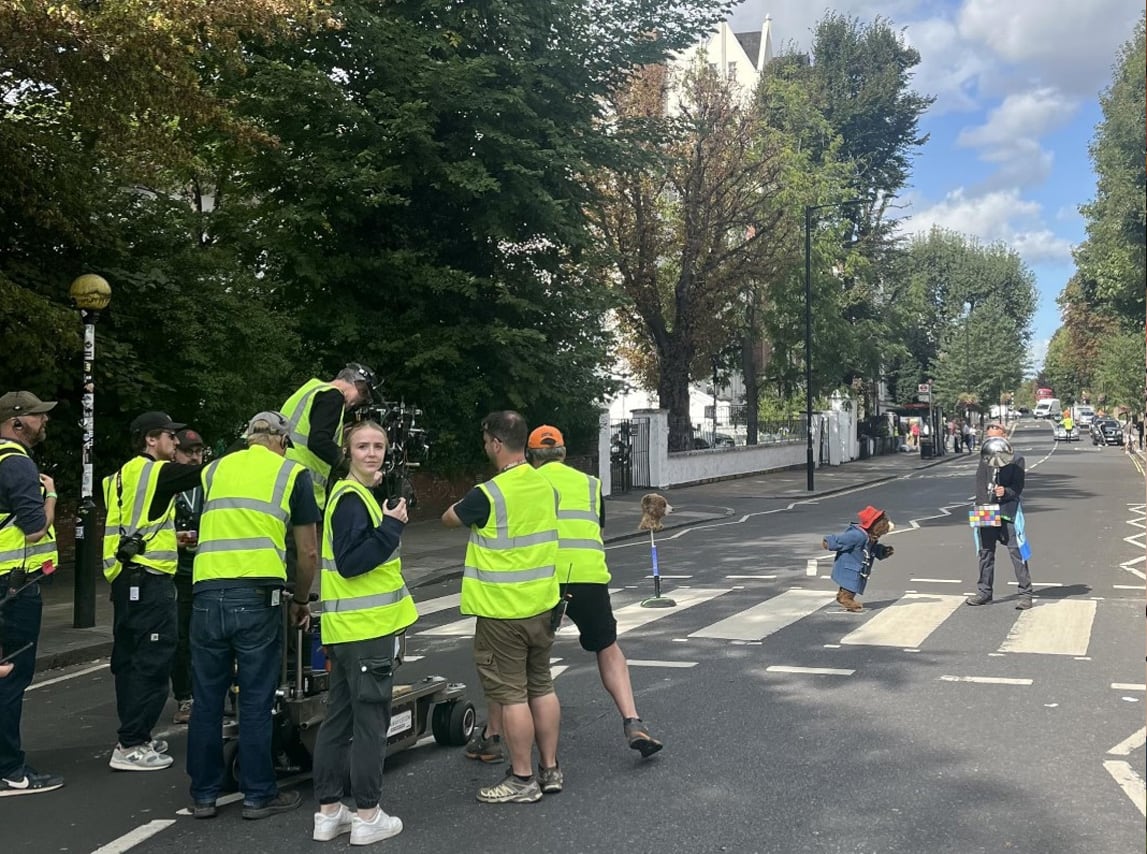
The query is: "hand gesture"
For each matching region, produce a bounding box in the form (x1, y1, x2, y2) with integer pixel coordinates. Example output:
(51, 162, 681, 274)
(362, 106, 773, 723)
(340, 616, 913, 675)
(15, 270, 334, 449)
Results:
(290, 601, 311, 631)
(993, 485, 1005, 498)
(39, 473, 56, 495)
(383, 497, 409, 524)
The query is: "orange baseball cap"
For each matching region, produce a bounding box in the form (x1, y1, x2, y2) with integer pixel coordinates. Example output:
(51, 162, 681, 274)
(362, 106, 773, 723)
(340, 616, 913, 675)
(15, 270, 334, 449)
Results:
(528, 425, 565, 449)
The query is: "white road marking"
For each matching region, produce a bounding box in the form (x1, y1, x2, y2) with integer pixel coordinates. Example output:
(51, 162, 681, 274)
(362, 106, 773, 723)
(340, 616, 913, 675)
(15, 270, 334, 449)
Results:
(564, 587, 730, 639)
(724, 574, 776, 579)
(1112, 683, 1147, 692)
(642, 574, 692, 579)
(402, 655, 424, 663)
(766, 665, 854, 676)
(909, 578, 961, 583)
(416, 617, 475, 637)
(627, 660, 697, 668)
(1006, 581, 1063, 587)
(1102, 761, 1147, 817)
(414, 592, 461, 616)
(550, 665, 569, 678)
(27, 662, 108, 691)
(997, 600, 1097, 656)
(939, 675, 1033, 685)
(1108, 727, 1147, 755)
(1113, 585, 1145, 590)
(91, 820, 176, 853)
(839, 594, 964, 649)
(688, 589, 836, 641)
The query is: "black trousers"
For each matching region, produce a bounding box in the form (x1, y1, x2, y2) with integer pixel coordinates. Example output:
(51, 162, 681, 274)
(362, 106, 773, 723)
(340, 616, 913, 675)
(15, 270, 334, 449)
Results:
(110, 570, 177, 747)
(171, 572, 194, 702)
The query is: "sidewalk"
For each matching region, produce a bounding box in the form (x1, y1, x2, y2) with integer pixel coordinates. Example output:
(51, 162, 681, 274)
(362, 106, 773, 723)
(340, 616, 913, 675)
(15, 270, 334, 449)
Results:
(31, 447, 962, 671)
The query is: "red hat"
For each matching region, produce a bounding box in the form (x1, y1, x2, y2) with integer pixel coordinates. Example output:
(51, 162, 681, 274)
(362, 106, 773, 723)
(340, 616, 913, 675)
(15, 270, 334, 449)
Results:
(857, 505, 886, 530)
(528, 425, 565, 450)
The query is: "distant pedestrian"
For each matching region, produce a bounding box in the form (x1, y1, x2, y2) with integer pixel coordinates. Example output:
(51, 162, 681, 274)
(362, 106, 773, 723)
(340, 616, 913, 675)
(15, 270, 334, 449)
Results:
(963, 421, 975, 452)
(822, 505, 894, 613)
(1137, 420, 1143, 450)
(910, 422, 920, 447)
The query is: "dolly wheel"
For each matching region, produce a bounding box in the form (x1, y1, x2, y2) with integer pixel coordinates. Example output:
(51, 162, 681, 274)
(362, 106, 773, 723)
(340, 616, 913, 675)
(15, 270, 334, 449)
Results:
(431, 700, 476, 746)
(221, 740, 240, 792)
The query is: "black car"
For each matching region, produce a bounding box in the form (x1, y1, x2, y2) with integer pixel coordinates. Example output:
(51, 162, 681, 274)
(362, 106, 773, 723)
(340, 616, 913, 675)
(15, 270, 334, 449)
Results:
(1091, 418, 1124, 446)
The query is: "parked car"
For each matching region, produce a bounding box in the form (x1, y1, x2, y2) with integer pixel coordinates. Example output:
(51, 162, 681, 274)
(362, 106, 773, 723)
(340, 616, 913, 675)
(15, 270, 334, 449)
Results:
(1091, 419, 1124, 446)
(1053, 420, 1078, 442)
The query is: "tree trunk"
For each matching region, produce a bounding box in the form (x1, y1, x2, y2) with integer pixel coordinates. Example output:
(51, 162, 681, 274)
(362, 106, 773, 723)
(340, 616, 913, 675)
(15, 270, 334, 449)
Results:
(658, 342, 694, 452)
(742, 331, 759, 445)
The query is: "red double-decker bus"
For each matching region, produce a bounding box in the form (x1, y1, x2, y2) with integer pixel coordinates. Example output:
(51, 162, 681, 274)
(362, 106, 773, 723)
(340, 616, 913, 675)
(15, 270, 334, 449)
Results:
(1036, 387, 1054, 400)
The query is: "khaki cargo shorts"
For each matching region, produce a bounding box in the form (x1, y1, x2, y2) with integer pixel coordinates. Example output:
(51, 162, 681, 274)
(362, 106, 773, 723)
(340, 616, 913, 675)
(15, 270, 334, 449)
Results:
(473, 612, 555, 704)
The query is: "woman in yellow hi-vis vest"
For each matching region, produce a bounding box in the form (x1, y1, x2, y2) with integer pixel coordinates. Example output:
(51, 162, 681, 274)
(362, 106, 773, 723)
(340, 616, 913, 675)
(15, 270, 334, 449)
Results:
(311, 420, 415, 846)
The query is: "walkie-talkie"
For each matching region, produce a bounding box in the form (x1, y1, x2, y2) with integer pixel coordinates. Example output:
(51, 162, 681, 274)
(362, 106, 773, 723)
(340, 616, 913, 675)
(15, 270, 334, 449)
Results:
(549, 563, 575, 632)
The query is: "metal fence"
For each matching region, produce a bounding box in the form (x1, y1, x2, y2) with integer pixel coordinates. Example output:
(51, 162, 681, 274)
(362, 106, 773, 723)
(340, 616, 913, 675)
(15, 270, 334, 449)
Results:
(610, 419, 651, 492)
(685, 418, 806, 450)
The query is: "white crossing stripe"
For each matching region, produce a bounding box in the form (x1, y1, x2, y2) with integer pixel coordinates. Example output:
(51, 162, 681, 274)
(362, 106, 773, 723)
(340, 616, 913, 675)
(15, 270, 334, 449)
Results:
(766, 665, 854, 676)
(414, 593, 461, 616)
(92, 820, 177, 853)
(551, 665, 569, 678)
(417, 616, 475, 637)
(839, 594, 964, 648)
(559, 587, 730, 639)
(1112, 683, 1147, 692)
(939, 675, 1033, 685)
(687, 589, 836, 641)
(1103, 761, 1147, 817)
(997, 599, 1097, 656)
(1109, 727, 1147, 756)
(628, 659, 697, 668)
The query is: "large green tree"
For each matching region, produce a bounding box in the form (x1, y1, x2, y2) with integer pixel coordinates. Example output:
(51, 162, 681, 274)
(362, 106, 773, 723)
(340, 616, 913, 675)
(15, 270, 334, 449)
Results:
(1074, 13, 1146, 329)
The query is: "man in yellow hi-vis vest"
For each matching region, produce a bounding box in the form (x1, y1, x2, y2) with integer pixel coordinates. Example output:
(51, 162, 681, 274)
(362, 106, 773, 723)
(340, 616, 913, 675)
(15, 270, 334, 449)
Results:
(187, 411, 320, 821)
(280, 363, 380, 507)
(102, 411, 204, 773)
(0, 391, 63, 796)
(442, 411, 561, 804)
(527, 425, 663, 757)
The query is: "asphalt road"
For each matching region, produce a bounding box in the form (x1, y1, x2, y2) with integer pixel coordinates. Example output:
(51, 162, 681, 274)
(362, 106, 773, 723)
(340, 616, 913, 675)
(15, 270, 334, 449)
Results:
(7, 420, 1145, 854)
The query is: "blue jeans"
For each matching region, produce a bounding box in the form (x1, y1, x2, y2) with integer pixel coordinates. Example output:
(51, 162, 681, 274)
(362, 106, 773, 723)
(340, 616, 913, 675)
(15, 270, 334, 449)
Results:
(187, 586, 282, 804)
(0, 574, 42, 778)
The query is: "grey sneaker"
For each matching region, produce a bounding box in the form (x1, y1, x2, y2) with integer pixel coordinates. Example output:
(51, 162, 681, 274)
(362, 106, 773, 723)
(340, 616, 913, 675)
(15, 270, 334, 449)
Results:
(537, 764, 563, 794)
(476, 769, 542, 804)
(0, 768, 64, 797)
(964, 593, 992, 606)
(149, 738, 169, 755)
(464, 726, 505, 763)
(624, 718, 663, 758)
(109, 743, 174, 772)
(1015, 596, 1033, 610)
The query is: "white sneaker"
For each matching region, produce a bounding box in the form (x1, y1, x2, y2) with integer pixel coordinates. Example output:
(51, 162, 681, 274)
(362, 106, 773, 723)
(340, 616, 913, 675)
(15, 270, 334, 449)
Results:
(313, 804, 354, 842)
(108, 743, 174, 772)
(350, 808, 402, 845)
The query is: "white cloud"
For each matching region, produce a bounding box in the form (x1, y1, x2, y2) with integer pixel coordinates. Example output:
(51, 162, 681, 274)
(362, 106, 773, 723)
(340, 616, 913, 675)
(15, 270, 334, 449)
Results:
(958, 0, 1142, 96)
(906, 187, 1074, 264)
(955, 87, 1077, 187)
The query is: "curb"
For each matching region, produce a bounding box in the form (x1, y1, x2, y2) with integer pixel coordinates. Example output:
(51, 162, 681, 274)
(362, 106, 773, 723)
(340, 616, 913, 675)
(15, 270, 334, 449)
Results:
(35, 641, 114, 673)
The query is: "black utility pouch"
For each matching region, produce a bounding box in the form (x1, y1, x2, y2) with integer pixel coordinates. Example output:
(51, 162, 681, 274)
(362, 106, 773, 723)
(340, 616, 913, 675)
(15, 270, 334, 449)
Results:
(355, 657, 394, 704)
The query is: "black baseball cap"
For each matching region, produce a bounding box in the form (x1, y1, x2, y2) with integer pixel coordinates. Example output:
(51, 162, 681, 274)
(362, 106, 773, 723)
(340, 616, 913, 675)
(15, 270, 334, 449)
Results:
(130, 411, 186, 436)
(175, 428, 205, 448)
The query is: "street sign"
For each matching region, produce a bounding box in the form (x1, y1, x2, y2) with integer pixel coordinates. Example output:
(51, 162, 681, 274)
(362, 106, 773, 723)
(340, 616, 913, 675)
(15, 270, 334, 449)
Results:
(917, 383, 931, 394)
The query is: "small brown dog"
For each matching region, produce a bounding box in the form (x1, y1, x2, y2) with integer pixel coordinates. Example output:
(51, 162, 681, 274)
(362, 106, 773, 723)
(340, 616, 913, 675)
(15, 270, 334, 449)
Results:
(639, 493, 672, 532)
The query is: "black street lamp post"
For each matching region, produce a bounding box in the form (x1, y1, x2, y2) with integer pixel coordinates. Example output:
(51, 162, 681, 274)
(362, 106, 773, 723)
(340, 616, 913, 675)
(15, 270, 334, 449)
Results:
(804, 199, 864, 491)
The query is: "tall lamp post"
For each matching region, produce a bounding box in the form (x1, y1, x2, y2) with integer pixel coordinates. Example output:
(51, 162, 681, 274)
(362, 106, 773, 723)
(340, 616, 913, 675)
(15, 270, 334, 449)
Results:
(68, 274, 111, 629)
(805, 199, 864, 491)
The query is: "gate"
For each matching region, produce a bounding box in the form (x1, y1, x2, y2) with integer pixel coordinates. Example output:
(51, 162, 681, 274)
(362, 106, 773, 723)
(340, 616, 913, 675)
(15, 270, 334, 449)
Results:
(610, 419, 634, 494)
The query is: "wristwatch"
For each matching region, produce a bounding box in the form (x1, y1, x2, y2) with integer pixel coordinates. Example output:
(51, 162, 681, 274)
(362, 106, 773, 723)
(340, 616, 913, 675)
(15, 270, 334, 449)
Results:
(291, 594, 309, 605)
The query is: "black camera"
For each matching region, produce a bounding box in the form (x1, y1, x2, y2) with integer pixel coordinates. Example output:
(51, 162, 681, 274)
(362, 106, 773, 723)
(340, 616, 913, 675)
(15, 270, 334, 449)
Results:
(115, 533, 146, 565)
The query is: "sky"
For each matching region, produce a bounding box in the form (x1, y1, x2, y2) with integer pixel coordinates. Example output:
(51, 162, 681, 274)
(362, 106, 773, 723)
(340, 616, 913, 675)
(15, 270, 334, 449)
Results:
(729, 0, 1143, 374)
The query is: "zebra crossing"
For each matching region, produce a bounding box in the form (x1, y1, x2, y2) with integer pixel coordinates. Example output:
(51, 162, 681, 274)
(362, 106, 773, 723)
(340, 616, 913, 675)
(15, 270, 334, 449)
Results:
(409, 583, 1103, 659)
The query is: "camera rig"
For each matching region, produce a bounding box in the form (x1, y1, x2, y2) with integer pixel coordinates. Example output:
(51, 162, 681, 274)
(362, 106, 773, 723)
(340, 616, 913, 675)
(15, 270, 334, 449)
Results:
(350, 400, 430, 507)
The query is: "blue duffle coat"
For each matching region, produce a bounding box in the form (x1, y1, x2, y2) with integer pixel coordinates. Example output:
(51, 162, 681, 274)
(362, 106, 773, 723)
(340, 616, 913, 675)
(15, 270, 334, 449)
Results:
(826, 523, 891, 594)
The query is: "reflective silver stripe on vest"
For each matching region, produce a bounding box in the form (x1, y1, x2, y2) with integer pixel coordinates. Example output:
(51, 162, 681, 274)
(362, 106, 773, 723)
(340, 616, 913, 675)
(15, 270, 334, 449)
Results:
(196, 537, 285, 561)
(201, 460, 295, 524)
(557, 510, 599, 523)
(0, 541, 56, 563)
(558, 538, 605, 552)
(103, 556, 117, 570)
(478, 480, 557, 551)
(322, 586, 411, 613)
(142, 550, 179, 564)
(321, 544, 401, 573)
(124, 460, 156, 535)
(286, 385, 325, 449)
(462, 565, 556, 584)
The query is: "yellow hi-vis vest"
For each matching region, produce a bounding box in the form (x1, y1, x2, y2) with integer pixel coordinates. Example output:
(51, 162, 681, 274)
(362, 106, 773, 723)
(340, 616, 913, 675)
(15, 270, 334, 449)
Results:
(461, 463, 559, 619)
(0, 440, 58, 576)
(102, 456, 178, 582)
(193, 444, 302, 584)
(281, 378, 343, 508)
(534, 461, 610, 585)
(320, 479, 417, 644)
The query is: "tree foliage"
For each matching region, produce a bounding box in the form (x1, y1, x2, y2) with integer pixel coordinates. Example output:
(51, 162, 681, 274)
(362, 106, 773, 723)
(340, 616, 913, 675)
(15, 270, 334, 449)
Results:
(1074, 12, 1146, 329)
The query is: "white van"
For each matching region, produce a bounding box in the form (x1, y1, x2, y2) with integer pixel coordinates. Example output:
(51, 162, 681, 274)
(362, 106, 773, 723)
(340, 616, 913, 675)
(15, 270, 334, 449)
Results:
(1033, 398, 1062, 419)
(1071, 404, 1095, 426)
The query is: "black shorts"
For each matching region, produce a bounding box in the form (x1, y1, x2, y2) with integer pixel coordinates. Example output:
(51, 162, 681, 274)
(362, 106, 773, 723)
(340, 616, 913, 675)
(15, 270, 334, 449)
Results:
(561, 583, 617, 653)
